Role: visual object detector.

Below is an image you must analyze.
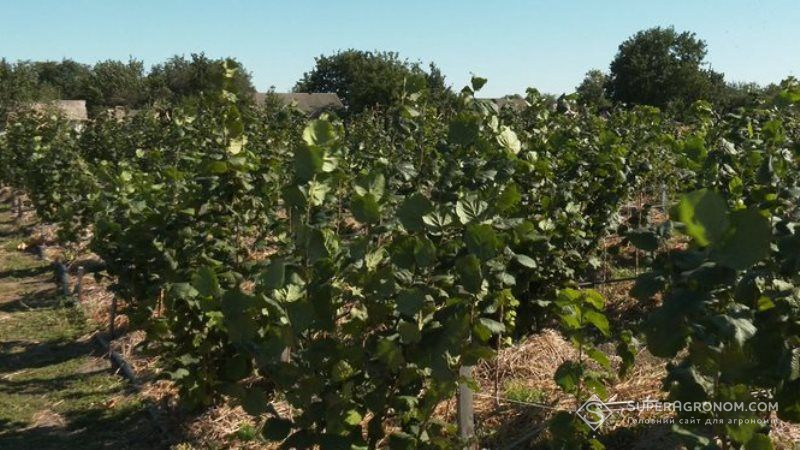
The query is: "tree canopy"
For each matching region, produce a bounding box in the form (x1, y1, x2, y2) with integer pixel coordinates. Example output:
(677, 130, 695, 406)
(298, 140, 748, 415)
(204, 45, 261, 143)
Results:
(607, 26, 724, 109)
(294, 50, 452, 113)
(575, 69, 611, 110)
(146, 53, 255, 106)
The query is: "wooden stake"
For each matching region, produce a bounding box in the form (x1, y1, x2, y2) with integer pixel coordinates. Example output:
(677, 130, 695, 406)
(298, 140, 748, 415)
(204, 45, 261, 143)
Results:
(73, 266, 85, 302)
(457, 365, 476, 449)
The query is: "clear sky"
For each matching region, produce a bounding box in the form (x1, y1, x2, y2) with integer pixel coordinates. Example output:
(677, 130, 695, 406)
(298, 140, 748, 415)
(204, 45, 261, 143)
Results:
(1, 0, 798, 97)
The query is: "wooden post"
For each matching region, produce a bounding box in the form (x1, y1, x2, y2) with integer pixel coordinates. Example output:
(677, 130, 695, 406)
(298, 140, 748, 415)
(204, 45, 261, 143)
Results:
(73, 266, 85, 302)
(55, 262, 70, 297)
(457, 365, 476, 449)
(661, 181, 668, 215)
(109, 296, 117, 339)
(15, 196, 23, 221)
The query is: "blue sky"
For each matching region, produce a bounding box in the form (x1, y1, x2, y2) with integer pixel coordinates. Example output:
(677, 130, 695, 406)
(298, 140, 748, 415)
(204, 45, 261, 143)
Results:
(1, 0, 798, 97)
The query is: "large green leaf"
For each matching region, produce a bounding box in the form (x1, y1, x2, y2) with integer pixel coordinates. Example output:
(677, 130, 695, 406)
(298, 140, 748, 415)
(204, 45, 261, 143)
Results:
(455, 195, 488, 224)
(221, 290, 258, 343)
(354, 172, 385, 200)
(397, 288, 426, 317)
(192, 266, 220, 297)
(260, 259, 286, 291)
(294, 146, 325, 182)
(712, 209, 771, 270)
(397, 194, 433, 232)
(554, 361, 583, 394)
(675, 189, 728, 246)
(352, 193, 381, 224)
(302, 119, 338, 146)
(448, 113, 480, 146)
(464, 223, 499, 260)
(456, 254, 483, 293)
(497, 126, 521, 154)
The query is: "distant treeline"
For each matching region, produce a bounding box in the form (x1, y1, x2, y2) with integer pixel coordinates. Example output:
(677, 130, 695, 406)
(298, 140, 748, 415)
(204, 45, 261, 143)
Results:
(1, 27, 796, 122)
(0, 54, 256, 119)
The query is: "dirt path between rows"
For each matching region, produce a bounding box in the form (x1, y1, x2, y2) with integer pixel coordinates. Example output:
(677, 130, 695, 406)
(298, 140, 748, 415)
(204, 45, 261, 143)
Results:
(0, 199, 163, 449)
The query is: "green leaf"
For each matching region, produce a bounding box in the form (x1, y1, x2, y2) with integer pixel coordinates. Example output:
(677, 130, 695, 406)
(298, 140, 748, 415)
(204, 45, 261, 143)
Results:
(352, 193, 381, 224)
(513, 253, 537, 268)
(262, 417, 293, 441)
(631, 272, 665, 301)
(554, 361, 583, 394)
(448, 113, 480, 146)
(294, 146, 325, 182)
(376, 338, 404, 370)
(671, 424, 711, 447)
(397, 289, 425, 317)
(581, 290, 605, 310)
(397, 194, 433, 232)
(644, 294, 693, 357)
(478, 317, 506, 335)
(354, 172, 385, 199)
(777, 381, 800, 422)
(711, 314, 756, 347)
(584, 310, 610, 336)
(170, 282, 198, 299)
(221, 290, 258, 343)
(307, 180, 330, 206)
(388, 431, 417, 450)
(207, 161, 228, 174)
(496, 184, 521, 213)
(497, 126, 521, 154)
(260, 259, 285, 291)
(712, 209, 771, 270)
(456, 254, 483, 293)
(587, 347, 611, 369)
(331, 360, 354, 382)
(398, 320, 421, 344)
(192, 266, 220, 297)
(675, 189, 729, 246)
(222, 353, 251, 381)
(471, 76, 488, 91)
(456, 195, 488, 224)
(627, 228, 659, 252)
(343, 409, 362, 427)
(464, 223, 499, 260)
(756, 296, 775, 311)
(285, 299, 315, 334)
(241, 386, 269, 416)
(302, 119, 338, 146)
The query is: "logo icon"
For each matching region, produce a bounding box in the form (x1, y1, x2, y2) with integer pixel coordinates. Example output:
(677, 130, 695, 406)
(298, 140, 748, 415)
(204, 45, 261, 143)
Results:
(576, 394, 613, 431)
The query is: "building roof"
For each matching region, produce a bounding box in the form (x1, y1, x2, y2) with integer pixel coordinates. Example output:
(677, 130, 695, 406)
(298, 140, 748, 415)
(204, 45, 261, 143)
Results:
(477, 96, 528, 112)
(253, 92, 344, 116)
(29, 100, 88, 121)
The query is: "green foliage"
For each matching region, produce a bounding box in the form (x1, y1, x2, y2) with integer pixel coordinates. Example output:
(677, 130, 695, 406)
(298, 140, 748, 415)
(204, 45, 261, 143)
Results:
(575, 69, 612, 110)
(4, 65, 800, 449)
(146, 53, 255, 107)
(608, 26, 724, 109)
(294, 49, 452, 113)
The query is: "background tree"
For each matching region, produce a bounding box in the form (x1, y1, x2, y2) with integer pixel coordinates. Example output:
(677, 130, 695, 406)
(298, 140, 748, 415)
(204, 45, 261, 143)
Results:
(575, 69, 611, 110)
(146, 54, 255, 105)
(84, 59, 146, 112)
(294, 49, 451, 113)
(607, 27, 724, 109)
(0, 60, 42, 125)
